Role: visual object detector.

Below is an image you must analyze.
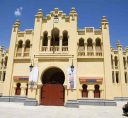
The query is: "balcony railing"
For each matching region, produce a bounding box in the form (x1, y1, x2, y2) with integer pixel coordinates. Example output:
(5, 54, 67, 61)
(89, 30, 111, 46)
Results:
(16, 52, 22, 57)
(96, 51, 102, 56)
(77, 50, 103, 57)
(23, 52, 29, 57)
(87, 51, 94, 56)
(41, 46, 68, 52)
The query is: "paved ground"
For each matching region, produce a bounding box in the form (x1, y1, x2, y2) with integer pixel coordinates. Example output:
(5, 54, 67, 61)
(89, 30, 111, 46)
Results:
(0, 101, 127, 118)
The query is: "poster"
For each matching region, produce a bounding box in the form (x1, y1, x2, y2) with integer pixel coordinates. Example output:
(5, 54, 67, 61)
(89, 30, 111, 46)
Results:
(67, 67, 76, 89)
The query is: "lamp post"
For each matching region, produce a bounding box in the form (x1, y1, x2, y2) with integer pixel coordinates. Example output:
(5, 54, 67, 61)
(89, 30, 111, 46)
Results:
(70, 55, 74, 73)
(29, 63, 35, 89)
(69, 55, 75, 89)
(53, 15, 59, 53)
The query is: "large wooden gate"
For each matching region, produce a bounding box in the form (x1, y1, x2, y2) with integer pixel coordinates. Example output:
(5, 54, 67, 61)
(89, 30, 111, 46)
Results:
(40, 84, 64, 106)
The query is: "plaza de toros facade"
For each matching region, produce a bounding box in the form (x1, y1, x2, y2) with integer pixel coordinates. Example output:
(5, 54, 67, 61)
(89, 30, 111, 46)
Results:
(0, 8, 128, 106)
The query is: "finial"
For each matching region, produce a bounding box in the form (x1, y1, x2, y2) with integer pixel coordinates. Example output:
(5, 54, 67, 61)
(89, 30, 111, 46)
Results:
(36, 9, 43, 17)
(101, 16, 108, 22)
(116, 40, 122, 48)
(14, 19, 20, 26)
(126, 46, 128, 52)
(70, 7, 77, 13)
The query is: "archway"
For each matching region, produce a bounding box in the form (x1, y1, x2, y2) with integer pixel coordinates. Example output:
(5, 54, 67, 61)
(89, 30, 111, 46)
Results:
(82, 84, 88, 97)
(15, 83, 21, 95)
(40, 67, 65, 106)
(94, 85, 100, 98)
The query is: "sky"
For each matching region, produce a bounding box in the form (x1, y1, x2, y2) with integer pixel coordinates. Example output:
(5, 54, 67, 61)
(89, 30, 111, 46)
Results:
(0, 0, 128, 49)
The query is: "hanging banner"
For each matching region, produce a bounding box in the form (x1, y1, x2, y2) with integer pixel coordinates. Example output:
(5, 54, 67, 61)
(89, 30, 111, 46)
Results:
(67, 67, 76, 89)
(29, 66, 38, 82)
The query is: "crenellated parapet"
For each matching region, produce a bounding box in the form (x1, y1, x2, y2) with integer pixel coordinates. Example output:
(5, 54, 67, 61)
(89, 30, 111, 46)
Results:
(41, 7, 77, 23)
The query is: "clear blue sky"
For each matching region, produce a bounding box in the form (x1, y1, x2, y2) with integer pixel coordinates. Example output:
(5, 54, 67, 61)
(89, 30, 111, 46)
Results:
(0, 0, 128, 49)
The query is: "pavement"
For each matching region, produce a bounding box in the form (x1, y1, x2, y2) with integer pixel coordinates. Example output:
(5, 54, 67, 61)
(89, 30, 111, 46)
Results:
(0, 101, 127, 118)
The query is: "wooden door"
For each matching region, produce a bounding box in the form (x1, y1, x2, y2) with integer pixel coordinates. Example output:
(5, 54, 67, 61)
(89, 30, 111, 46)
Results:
(94, 90, 100, 98)
(82, 90, 88, 97)
(40, 84, 64, 106)
(15, 88, 21, 95)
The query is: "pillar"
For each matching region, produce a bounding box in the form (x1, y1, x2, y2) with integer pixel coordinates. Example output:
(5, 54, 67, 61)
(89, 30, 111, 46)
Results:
(48, 36, 51, 51)
(21, 44, 25, 57)
(93, 42, 96, 56)
(59, 36, 62, 52)
(85, 43, 87, 56)
(21, 84, 26, 96)
(3, 20, 20, 96)
(88, 85, 94, 98)
(101, 16, 113, 99)
(88, 90, 94, 98)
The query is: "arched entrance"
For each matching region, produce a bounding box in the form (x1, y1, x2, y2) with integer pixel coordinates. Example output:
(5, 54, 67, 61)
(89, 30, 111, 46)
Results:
(15, 83, 21, 95)
(82, 84, 88, 97)
(94, 85, 100, 98)
(40, 67, 65, 106)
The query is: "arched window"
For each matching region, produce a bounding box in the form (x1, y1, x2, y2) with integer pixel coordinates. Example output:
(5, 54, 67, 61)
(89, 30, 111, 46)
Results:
(4, 56, 8, 67)
(112, 71, 115, 83)
(42, 31, 48, 46)
(123, 57, 126, 69)
(111, 55, 113, 68)
(95, 38, 101, 51)
(116, 72, 119, 83)
(79, 38, 84, 47)
(26, 84, 28, 96)
(15, 83, 21, 95)
(94, 85, 100, 98)
(62, 30, 68, 46)
(51, 28, 59, 46)
(115, 56, 118, 67)
(17, 40, 23, 52)
(87, 38, 93, 50)
(125, 72, 128, 83)
(24, 40, 30, 52)
(1, 58, 3, 67)
(82, 84, 88, 97)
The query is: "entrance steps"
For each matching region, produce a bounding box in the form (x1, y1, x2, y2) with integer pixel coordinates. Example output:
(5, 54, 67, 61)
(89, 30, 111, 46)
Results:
(78, 98, 117, 106)
(0, 96, 38, 106)
(114, 97, 128, 101)
(64, 100, 79, 108)
(65, 98, 117, 108)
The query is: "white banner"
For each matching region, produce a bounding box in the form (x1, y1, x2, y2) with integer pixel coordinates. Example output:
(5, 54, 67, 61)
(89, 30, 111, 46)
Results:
(29, 66, 38, 82)
(67, 67, 76, 89)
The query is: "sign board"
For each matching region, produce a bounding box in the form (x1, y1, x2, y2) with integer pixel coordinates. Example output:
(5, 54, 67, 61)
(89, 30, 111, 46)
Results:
(29, 66, 38, 82)
(67, 67, 76, 89)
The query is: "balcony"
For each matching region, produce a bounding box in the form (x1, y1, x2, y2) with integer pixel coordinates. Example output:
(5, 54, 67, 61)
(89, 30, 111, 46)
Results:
(77, 50, 103, 57)
(16, 52, 22, 57)
(41, 46, 68, 54)
(23, 52, 29, 57)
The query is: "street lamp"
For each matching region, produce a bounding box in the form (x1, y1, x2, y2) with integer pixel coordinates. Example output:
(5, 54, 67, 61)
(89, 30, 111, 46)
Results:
(29, 63, 35, 89)
(70, 55, 74, 72)
(29, 64, 33, 72)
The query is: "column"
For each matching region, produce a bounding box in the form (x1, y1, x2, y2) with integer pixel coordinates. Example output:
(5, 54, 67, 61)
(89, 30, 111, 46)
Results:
(59, 36, 62, 52)
(93, 42, 96, 56)
(100, 89, 104, 98)
(85, 43, 87, 56)
(48, 36, 51, 51)
(39, 37, 42, 51)
(15, 44, 18, 57)
(88, 90, 94, 98)
(21, 44, 25, 57)
(21, 84, 26, 96)
(13, 84, 17, 96)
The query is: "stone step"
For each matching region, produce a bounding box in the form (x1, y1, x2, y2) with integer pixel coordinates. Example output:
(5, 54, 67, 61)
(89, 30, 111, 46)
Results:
(78, 99, 117, 106)
(114, 97, 128, 101)
(64, 100, 79, 108)
(24, 98, 38, 106)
